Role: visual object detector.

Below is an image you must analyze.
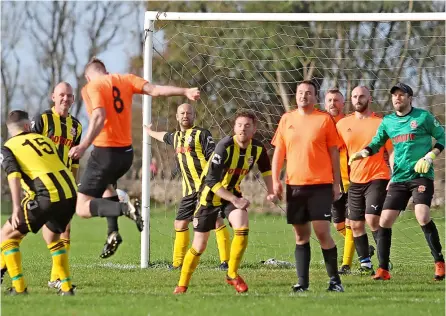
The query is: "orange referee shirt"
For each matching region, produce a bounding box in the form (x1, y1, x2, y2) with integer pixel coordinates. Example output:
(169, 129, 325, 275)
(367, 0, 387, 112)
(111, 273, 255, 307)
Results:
(336, 113, 392, 184)
(82, 74, 147, 147)
(272, 109, 340, 185)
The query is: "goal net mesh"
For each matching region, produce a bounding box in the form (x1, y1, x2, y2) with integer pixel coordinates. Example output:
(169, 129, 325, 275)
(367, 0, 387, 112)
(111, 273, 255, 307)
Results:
(145, 18, 445, 267)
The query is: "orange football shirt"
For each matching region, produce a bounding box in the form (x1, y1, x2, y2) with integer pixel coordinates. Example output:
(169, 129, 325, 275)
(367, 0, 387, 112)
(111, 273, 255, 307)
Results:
(333, 114, 350, 192)
(272, 109, 340, 185)
(336, 113, 392, 183)
(82, 74, 147, 147)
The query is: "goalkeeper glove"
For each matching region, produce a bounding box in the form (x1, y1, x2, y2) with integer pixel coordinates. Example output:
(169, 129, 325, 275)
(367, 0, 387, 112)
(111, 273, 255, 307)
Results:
(414, 152, 436, 174)
(348, 149, 370, 165)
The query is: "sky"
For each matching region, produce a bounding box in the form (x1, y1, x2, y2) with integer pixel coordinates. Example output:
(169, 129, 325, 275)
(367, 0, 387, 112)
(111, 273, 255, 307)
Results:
(2, 1, 146, 125)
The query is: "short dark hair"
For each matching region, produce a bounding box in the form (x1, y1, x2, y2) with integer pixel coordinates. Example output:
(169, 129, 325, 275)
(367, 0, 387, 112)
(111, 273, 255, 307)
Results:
(326, 88, 344, 98)
(6, 110, 29, 125)
(297, 80, 318, 95)
(234, 110, 257, 125)
(85, 56, 107, 73)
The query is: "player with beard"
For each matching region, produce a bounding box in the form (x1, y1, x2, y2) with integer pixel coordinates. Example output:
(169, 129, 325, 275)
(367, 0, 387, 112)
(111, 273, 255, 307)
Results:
(173, 110, 276, 294)
(350, 83, 445, 281)
(271, 80, 344, 292)
(145, 103, 231, 270)
(324, 89, 356, 274)
(336, 86, 393, 275)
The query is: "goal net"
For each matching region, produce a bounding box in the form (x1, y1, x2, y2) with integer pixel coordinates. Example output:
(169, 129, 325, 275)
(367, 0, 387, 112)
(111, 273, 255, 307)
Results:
(141, 12, 445, 268)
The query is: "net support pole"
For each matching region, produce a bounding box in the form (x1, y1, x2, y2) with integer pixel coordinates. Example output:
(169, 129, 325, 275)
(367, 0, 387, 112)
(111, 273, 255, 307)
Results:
(141, 19, 154, 268)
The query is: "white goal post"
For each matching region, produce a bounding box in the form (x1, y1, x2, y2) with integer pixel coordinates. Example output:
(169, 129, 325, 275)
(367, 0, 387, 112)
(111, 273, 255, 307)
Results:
(140, 11, 446, 268)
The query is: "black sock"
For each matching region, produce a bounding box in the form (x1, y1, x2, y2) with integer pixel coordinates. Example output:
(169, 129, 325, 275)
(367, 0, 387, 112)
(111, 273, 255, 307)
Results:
(421, 220, 444, 263)
(371, 230, 380, 261)
(105, 196, 120, 235)
(354, 234, 370, 263)
(90, 198, 126, 218)
(377, 226, 392, 270)
(295, 243, 311, 288)
(322, 246, 340, 282)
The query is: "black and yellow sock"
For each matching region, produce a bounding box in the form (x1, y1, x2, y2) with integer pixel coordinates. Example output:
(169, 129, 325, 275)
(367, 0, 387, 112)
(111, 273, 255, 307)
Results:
(342, 226, 355, 267)
(421, 220, 444, 263)
(61, 238, 70, 252)
(173, 228, 190, 268)
(228, 227, 249, 279)
(48, 240, 72, 292)
(1, 239, 26, 292)
(178, 247, 201, 287)
(336, 222, 346, 237)
(50, 238, 71, 282)
(215, 225, 230, 263)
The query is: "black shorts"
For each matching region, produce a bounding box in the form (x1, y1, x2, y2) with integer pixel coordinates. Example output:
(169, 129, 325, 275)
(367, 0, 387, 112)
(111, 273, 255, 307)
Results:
(176, 193, 198, 221)
(331, 193, 348, 224)
(383, 177, 434, 211)
(192, 202, 237, 233)
(78, 146, 133, 198)
(11, 196, 76, 235)
(348, 179, 389, 221)
(286, 184, 333, 225)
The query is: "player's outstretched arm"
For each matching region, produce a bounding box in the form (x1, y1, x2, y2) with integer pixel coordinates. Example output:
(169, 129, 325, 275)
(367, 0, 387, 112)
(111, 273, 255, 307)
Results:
(144, 124, 168, 143)
(142, 83, 200, 101)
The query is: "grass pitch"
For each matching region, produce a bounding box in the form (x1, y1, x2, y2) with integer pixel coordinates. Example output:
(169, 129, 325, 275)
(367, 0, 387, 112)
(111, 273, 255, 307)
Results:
(1, 208, 444, 316)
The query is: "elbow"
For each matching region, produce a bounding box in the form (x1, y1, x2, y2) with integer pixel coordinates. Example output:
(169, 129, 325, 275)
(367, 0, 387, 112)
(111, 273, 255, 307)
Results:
(143, 83, 159, 96)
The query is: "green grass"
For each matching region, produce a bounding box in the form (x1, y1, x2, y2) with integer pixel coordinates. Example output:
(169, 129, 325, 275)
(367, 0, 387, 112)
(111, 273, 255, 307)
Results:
(1, 209, 445, 316)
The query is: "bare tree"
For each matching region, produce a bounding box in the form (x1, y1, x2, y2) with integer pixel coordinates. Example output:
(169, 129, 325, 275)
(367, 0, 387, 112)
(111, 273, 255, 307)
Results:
(23, 1, 138, 117)
(1, 1, 26, 141)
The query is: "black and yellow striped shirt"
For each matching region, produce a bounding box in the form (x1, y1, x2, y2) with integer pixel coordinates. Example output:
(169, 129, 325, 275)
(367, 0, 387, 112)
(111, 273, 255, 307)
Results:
(164, 126, 215, 197)
(32, 107, 82, 169)
(1, 132, 78, 202)
(199, 136, 272, 207)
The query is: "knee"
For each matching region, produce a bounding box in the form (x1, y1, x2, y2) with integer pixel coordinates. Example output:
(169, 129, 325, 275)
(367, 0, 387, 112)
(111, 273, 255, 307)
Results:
(75, 206, 90, 218)
(333, 222, 345, 231)
(314, 230, 331, 244)
(215, 217, 225, 228)
(192, 239, 208, 253)
(174, 220, 189, 230)
(350, 220, 365, 234)
(366, 218, 380, 231)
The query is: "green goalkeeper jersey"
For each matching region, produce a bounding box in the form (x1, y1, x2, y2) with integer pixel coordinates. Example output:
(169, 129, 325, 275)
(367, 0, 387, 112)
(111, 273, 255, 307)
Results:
(367, 107, 445, 183)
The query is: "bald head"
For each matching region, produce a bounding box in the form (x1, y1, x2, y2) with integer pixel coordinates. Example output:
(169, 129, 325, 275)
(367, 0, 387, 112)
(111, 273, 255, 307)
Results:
(176, 103, 195, 130)
(351, 86, 372, 113)
(52, 81, 74, 117)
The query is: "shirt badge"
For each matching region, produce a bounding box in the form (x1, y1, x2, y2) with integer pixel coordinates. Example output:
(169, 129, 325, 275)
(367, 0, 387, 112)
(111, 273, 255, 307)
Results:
(410, 120, 418, 130)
